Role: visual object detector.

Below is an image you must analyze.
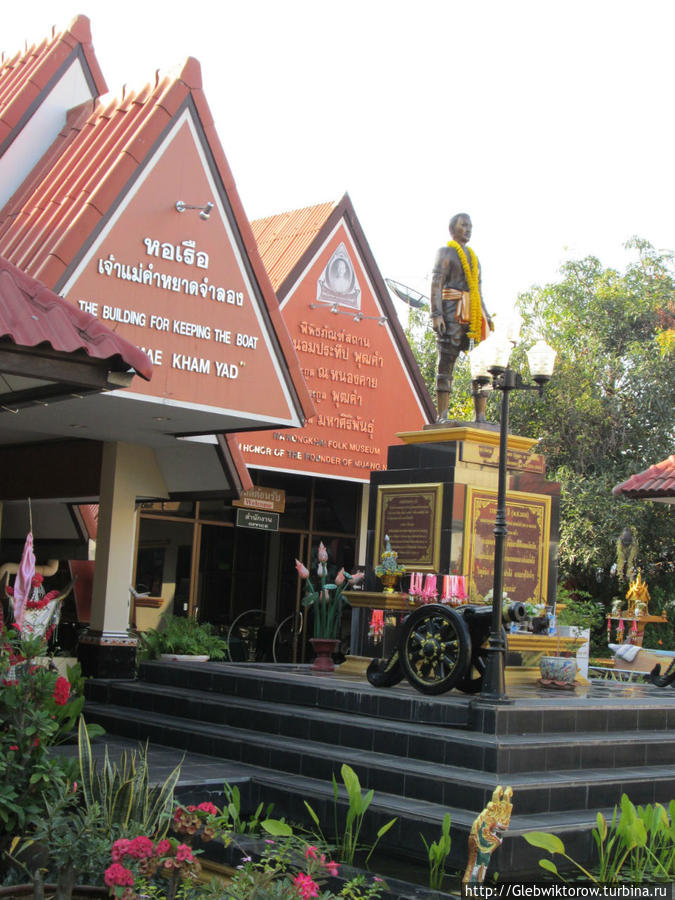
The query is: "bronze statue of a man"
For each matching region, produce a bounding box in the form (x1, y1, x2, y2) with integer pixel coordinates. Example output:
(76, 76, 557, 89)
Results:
(430, 213, 492, 423)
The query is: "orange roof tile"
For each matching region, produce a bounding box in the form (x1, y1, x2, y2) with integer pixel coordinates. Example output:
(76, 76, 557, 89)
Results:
(0, 15, 107, 156)
(0, 253, 152, 379)
(251, 201, 337, 291)
(612, 455, 675, 502)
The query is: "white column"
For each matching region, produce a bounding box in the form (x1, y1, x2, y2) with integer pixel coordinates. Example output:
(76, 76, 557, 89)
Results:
(89, 442, 168, 635)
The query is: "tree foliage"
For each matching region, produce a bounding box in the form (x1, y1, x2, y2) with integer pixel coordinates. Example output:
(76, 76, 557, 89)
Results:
(509, 239, 675, 610)
(404, 240, 674, 625)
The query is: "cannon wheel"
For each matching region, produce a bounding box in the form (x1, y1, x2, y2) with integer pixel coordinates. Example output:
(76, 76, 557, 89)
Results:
(399, 605, 471, 695)
(366, 651, 405, 687)
(456, 627, 507, 694)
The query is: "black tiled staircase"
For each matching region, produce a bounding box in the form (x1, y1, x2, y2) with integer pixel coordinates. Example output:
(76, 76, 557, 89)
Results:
(84, 661, 675, 879)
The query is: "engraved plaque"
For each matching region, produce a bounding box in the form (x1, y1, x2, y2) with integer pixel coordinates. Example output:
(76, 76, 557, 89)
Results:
(461, 442, 546, 474)
(374, 483, 443, 571)
(463, 488, 551, 606)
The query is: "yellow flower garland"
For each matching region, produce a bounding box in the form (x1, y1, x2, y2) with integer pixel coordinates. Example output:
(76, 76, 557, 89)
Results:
(447, 240, 483, 341)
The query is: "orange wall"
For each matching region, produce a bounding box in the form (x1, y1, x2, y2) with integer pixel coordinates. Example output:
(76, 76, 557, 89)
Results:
(238, 223, 428, 481)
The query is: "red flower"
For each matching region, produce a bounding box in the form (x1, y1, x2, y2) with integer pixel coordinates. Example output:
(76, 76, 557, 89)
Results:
(175, 843, 193, 862)
(196, 801, 218, 815)
(52, 676, 70, 705)
(154, 839, 171, 857)
(304, 845, 318, 860)
(323, 858, 339, 876)
(111, 839, 132, 862)
(104, 863, 134, 887)
(128, 835, 154, 859)
(295, 559, 309, 579)
(9, 745, 18, 751)
(293, 873, 319, 899)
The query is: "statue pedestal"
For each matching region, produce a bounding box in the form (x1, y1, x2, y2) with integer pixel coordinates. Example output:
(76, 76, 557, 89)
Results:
(353, 426, 560, 657)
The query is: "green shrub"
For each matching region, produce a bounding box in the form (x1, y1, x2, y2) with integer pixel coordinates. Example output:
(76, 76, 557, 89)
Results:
(137, 615, 228, 660)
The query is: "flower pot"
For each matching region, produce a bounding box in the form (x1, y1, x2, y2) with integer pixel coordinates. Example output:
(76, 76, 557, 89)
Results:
(159, 653, 209, 662)
(539, 654, 577, 684)
(309, 637, 340, 673)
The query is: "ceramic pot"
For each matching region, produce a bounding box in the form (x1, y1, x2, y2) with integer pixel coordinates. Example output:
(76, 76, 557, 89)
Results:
(539, 655, 577, 683)
(309, 637, 340, 673)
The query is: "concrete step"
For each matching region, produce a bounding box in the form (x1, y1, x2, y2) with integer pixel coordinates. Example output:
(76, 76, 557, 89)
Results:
(86, 678, 675, 776)
(137, 660, 473, 728)
(83, 700, 675, 817)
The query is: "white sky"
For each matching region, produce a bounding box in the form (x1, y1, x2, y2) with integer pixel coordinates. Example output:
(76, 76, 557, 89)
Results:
(4, 1, 675, 321)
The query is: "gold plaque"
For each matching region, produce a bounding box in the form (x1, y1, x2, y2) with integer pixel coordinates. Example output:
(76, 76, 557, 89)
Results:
(462, 487, 551, 606)
(374, 483, 443, 572)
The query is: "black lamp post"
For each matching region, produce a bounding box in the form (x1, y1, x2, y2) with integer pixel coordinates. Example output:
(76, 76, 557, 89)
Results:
(470, 332, 557, 702)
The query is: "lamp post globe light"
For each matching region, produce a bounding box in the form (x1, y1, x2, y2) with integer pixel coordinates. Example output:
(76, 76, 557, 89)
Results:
(469, 322, 557, 702)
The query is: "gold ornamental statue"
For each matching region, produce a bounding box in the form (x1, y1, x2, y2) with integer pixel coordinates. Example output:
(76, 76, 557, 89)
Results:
(462, 786, 514, 884)
(430, 213, 493, 424)
(625, 569, 650, 618)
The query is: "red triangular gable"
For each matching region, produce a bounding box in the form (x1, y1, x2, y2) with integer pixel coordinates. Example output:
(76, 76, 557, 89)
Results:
(0, 58, 313, 436)
(62, 110, 300, 425)
(239, 205, 433, 481)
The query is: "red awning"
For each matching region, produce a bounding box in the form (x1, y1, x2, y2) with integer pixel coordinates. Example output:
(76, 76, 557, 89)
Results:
(0, 255, 152, 380)
(612, 455, 675, 503)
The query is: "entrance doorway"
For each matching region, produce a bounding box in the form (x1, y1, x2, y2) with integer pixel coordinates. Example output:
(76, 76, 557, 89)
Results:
(133, 474, 361, 662)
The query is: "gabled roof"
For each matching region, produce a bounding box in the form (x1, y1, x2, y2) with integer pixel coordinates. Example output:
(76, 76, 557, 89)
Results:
(0, 253, 151, 379)
(612, 455, 675, 503)
(251, 201, 337, 291)
(0, 60, 200, 286)
(0, 14, 107, 158)
(252, 194, 436, 421)
(0, 55, 312, 423)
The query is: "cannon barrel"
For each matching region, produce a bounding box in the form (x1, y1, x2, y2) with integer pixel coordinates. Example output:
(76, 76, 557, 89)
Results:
(505, 601, 527, 622)
(459, 601, 527, 624)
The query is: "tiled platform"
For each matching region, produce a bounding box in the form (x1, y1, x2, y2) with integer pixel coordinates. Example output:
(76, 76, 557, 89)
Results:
(82, 660, 675, 879)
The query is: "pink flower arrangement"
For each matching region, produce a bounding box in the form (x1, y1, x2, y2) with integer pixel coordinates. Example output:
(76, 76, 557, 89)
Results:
(295, 543, 364, 639)
(104, 835, 200, 899)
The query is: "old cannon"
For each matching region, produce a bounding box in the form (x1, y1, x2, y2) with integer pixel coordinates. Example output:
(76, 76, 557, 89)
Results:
(366, 601, 527, 695)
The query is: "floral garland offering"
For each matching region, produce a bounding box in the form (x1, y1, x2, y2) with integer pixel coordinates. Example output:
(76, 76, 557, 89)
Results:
(447, 240, 483, 341)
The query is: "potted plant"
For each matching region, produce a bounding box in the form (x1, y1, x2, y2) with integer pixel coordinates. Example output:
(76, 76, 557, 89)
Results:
(137, 615, 228, 662)
(295, 543, 363, 672)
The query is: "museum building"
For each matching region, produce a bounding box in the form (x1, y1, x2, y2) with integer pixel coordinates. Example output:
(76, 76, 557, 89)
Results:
(0, 16, 434, 670)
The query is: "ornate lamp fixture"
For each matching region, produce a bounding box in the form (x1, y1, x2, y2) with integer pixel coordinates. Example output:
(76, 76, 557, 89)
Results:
(469, 321, 556, 702)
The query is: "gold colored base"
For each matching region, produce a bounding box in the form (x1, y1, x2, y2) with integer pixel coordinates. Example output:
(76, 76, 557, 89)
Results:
(337, 658, 590, 686)
(397, 425, 539, 453)
(337, 655, 372, 676)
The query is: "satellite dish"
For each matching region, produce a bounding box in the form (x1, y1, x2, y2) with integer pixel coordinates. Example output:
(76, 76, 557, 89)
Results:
(385, 278, 429, 310)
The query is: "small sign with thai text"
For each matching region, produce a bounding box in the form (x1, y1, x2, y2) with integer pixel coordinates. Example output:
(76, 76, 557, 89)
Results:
(233, 487, 286, 513)
(236, 508, 279, 532)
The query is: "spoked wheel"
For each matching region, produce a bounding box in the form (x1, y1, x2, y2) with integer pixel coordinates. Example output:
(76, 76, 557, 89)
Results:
(399, 605, 471, 695)
(456, 626, 507, 694)
(272, 611, 303, 663)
